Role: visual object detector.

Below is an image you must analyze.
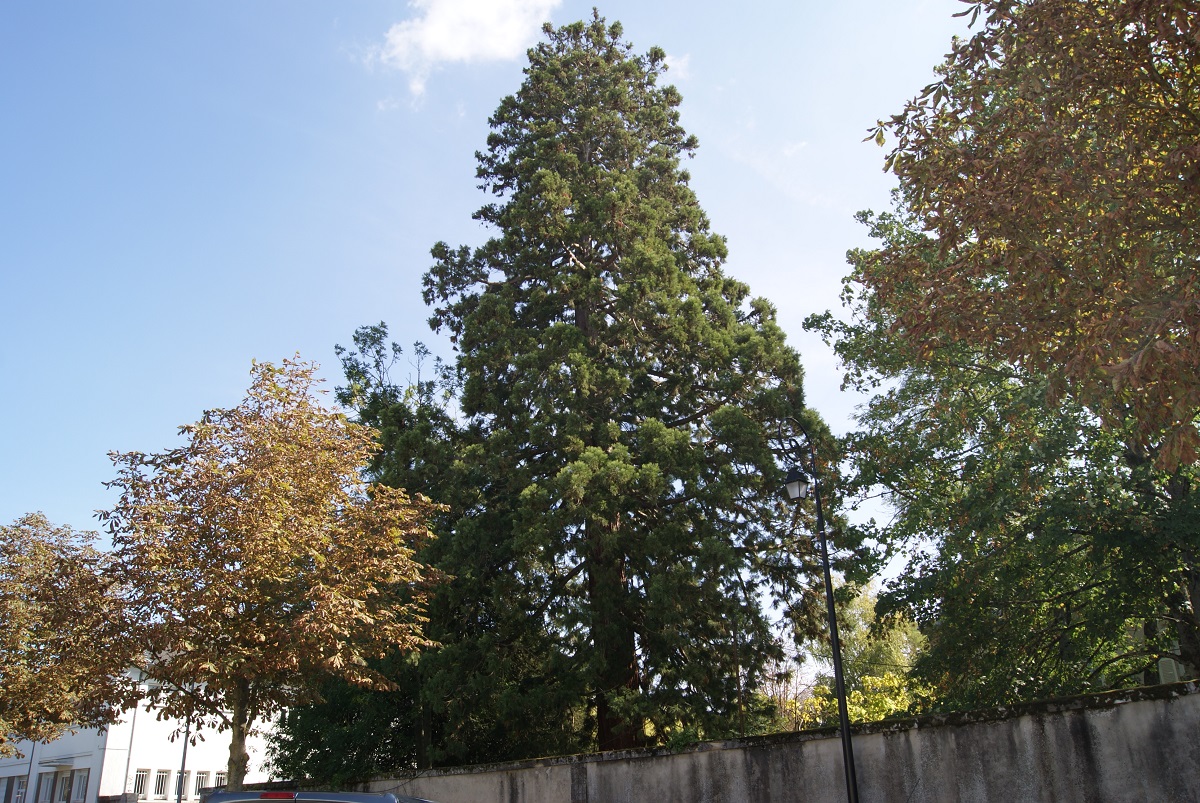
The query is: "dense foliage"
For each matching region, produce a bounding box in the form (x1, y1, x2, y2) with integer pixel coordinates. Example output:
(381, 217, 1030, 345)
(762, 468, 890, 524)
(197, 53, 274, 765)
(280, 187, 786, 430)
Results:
(266, 654, 426, 786)
(851, 0, 1200, 692)
(873, 0, 1200, 470)
(808, 206, 1198, 708)
(102, 359, 438, 787)
(767, 585, 927, 730)
(419, 14, 820, 753)
(868, 0, 1200, 470)
(0, 514, 128, 757)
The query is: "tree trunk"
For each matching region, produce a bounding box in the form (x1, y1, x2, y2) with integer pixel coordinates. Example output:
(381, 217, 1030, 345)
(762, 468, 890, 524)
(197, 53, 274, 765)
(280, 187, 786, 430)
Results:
(417, 698, 432, 770)
(587, 519, 641, 752)
(1177, 567, 1200, 675)
(1144, 618, 1161, 684)
(225, 679, 252, 790)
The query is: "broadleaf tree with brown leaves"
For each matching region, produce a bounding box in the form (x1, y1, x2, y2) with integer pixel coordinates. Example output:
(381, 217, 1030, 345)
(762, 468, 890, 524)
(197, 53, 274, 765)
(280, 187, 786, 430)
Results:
(869, 0, 1200, 470)
(101, 359, 439, 788)
(852, 0, 1200, 687)
(0, 513, 129, 758)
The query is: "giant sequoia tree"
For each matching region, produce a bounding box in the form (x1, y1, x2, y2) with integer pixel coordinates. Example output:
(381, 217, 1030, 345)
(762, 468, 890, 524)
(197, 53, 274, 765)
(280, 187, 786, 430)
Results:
(422, 16, 815, 751)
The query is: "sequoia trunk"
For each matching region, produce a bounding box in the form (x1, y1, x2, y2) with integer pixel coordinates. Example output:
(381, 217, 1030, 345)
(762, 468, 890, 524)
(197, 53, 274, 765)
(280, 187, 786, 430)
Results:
(587, 518, 640, 751)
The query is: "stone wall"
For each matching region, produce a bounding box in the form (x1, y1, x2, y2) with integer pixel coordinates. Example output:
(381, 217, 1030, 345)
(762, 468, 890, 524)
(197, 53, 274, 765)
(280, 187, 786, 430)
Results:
(340, 682, 1200, 802)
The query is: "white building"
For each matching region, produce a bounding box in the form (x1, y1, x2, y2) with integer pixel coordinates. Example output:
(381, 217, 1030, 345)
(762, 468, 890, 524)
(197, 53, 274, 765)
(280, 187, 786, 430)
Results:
(0, 704, 273, 803)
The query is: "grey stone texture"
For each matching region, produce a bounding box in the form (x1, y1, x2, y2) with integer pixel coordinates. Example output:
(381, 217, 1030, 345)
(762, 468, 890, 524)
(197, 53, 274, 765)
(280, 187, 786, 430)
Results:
(318, 682, 1199, 802)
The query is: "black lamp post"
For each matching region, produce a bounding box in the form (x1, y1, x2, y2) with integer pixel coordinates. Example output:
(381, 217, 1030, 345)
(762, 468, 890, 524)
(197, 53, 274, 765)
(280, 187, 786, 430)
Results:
(780, 422, 859, 803)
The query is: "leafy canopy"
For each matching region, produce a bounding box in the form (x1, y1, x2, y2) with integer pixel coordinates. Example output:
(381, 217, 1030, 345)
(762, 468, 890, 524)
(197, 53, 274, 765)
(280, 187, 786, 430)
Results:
(0, 514, 128, 758)
(808, 206, 1199, 708)
(767, 583, 927, 731)
(102, 358, 438, 787)
(871, 0, 1200, 469)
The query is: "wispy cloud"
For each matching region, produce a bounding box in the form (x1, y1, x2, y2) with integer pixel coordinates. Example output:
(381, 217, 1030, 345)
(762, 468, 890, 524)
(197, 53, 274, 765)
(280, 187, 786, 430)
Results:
(727, 135, 839, 209)
(663, 53, 691, 81)
(780, 140, 808, 159)
(378, 0, 562, 96)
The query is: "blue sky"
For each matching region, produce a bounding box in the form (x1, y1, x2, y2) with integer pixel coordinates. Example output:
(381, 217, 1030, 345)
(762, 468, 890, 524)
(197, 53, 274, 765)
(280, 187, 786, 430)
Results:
(0, 1, 969, 535)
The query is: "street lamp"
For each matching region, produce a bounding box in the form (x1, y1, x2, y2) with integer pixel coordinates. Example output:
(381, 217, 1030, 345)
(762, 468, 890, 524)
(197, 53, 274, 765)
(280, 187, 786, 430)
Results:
(779, 421, 859, 803)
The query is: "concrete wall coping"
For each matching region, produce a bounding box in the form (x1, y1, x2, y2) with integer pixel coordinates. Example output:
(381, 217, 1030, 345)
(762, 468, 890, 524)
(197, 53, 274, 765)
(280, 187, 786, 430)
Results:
(322, 679, 1198, 783)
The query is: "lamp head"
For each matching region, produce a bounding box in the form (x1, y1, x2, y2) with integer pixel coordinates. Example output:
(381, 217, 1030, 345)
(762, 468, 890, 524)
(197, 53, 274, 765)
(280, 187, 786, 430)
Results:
(784, 466, 811, 500)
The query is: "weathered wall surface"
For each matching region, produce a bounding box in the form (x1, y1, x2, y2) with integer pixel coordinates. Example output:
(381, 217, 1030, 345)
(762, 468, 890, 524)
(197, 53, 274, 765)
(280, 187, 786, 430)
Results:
(350, 683, 1199, 803)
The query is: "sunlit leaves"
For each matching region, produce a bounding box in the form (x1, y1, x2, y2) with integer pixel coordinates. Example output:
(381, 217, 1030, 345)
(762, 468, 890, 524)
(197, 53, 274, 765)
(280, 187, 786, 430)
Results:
(874, 0, 1200, 470)
(793, 673, 927, 729)
(0, 514, 129, 757)
(101, 359, 438, 786)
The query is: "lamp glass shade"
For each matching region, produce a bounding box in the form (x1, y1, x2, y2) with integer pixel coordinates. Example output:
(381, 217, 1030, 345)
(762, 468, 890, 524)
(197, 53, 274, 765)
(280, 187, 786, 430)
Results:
(784, 466, 811, 500)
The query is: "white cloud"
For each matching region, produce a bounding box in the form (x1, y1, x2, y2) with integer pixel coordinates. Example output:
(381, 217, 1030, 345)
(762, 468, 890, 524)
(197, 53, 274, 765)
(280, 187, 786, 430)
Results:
(780, 140, 808, 159)
(379, 0, 561, 95)
(663, 53, 691, 81)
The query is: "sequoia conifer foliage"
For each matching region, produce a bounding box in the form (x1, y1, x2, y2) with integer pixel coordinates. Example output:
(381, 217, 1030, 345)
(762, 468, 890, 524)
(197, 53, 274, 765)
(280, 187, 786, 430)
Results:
(423, 16, 816, 751)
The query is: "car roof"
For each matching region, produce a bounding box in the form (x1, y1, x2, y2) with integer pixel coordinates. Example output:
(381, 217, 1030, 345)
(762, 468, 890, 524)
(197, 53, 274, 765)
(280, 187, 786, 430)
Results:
(204, 792, 434, 803)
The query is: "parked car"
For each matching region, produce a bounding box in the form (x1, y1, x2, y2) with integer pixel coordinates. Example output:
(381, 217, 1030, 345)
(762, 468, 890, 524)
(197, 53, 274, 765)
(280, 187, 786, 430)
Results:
(205, 791, 435, 803)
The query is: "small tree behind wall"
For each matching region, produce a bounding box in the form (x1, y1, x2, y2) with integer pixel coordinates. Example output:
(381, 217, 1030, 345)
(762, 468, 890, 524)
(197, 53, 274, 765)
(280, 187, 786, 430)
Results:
(102, 359, 438, 788)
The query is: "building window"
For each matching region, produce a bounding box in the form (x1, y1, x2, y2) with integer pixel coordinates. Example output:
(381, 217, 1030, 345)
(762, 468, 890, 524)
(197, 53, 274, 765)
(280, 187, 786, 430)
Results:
(37, 773, 55, 803)
(71, 771, 89, 803)
(212, 774, 225, 791)
(16, 777, 28, 803)
(153, 772, 169, 801)
(174, 773, 189, 803)
(133, 771, 149, 801)
(56, 773, 71, 803)
(192, 773, 209, 800)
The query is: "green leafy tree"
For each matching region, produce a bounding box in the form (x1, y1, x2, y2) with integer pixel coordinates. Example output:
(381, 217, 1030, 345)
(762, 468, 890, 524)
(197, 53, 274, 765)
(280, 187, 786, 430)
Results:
(0, 514, 129, 757)
(102, 359, 438, 788)
(767, 583, 927, 730)
(268, 326, 587, 771)
(807, 207, 1197, 708)
(422, 15, 818, 752)
(266, 653, 425, 785)
(794, 673, 926, 729)
(806, 584, 926, 693)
